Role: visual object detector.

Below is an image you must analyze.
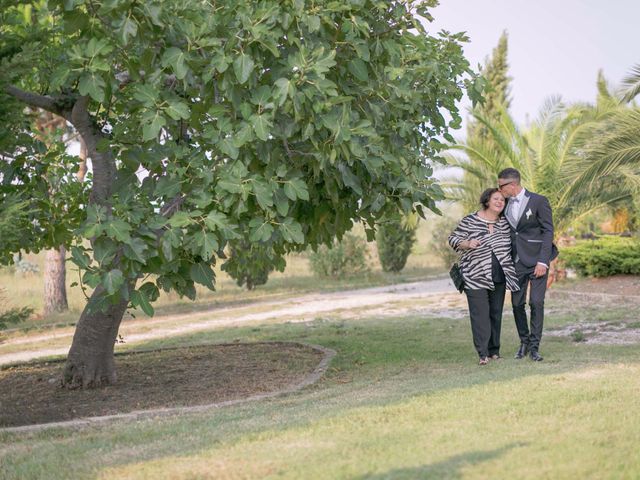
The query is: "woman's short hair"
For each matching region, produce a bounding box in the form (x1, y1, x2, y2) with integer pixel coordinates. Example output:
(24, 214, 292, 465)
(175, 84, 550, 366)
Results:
(479, 188, 501, 210)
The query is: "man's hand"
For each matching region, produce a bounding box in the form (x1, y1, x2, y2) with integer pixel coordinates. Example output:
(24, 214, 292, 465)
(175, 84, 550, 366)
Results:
(534, 263, 548, 278)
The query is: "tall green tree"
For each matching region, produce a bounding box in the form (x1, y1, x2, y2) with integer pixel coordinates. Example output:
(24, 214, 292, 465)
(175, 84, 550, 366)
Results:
(467, 31, 511, 143)
(0, 0, 480, 388)
(450, 31, 510, 211)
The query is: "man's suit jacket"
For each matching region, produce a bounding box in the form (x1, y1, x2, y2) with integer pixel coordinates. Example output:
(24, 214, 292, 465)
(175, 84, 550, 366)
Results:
(506, 191, 558, 268)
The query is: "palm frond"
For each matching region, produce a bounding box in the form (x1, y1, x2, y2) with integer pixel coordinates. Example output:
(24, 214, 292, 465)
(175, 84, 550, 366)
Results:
(620, 64, 640, 103)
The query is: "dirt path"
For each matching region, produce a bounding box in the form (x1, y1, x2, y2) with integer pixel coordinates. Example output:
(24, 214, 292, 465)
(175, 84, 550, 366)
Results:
(0, 277, 458, 366)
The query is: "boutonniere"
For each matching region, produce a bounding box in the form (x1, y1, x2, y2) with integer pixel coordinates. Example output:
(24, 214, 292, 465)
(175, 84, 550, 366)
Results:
(525, 208, 533, 220)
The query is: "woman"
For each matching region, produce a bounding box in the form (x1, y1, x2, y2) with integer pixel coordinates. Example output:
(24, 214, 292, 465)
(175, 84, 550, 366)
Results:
(448, 188, 519, 365)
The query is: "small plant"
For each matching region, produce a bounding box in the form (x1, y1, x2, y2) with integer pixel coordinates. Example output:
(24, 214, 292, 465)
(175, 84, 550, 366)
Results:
(308, 233, 370, 279)
(571, 330, 586, 343)
(376, 214, 417, 273)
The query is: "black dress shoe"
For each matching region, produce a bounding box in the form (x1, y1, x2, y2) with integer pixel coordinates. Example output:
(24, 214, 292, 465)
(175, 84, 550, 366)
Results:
(529, 350, 544, 362)
(514, 344, 528, 359)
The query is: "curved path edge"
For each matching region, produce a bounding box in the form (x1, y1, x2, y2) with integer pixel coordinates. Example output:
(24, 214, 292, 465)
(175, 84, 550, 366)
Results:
(0, 342, 336, 435)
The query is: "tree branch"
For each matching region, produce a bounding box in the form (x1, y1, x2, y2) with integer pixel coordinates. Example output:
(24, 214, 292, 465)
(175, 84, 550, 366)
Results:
(4, 85, 66, 117)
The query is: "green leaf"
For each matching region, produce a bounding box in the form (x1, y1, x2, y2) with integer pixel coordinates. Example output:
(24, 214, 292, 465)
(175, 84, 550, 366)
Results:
(105, 219, 132, 243)
(220, 137, 239, 159)
(118, 16, 138, 45)
(142, 112, 166, 142)
(161, 47, 188, 79)
(338, 163, 363, 194)
(283, 178, 309, 201)
(123, 237, 148, 263)
(71, 246, 91, 269)
(249, 218, 274, 242)
(93, 238, 118, 265)
(199, 231, 219, 260)
(168, 211, 192, 228)
(306, 15, 320, 33)
(274, 190, 290, 216)
(251, 114, 272, 141)
(78, 73, 106, 102)
(102, 269, 124, 295)
(133, 84, 159, 106)
(204, 211, 228, 231)
(274, 78, 293, 106)
(348, 58, 369, 82)
(130, 289, 154, 316)
(189, 262, 215, 289)
(165, 99, 190, 120)
(218, 178, 242, 193)
(84, 37, 113, 57)
(253, 179, 274, 209)
(233, 53, 254, 84)
(280, 219, 304, 244)
(139, 282, 160, 301)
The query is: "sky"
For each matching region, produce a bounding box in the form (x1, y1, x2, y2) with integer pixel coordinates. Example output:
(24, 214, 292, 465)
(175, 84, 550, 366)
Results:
(425, 0, 640, 133)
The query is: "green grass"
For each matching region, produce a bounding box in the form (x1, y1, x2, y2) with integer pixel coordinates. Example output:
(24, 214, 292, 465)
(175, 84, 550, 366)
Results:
(2, 297, 639, 479)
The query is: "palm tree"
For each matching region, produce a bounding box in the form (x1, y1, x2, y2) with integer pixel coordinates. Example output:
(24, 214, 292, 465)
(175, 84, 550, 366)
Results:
(443, 73, 638, 236)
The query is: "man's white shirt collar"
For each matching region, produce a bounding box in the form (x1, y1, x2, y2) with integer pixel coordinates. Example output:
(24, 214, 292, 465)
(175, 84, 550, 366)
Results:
(513, 188, 526, 202)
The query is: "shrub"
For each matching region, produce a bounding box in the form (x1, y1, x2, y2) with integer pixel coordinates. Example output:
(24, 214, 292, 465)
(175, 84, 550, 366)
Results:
(428, 216, 461, 268)
(12, 254, 40, 275)
(376, 216, 417, 273)
(222, 240, 284, 290)
(561, 235, 640, 277)
(308, 233, 370, 279)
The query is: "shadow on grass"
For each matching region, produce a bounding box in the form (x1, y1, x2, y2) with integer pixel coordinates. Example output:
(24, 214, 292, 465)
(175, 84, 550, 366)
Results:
(354, 443, 525, 479)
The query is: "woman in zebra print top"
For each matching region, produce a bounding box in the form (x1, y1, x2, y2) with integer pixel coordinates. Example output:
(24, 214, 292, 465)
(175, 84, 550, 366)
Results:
(449, 188, 520, 365)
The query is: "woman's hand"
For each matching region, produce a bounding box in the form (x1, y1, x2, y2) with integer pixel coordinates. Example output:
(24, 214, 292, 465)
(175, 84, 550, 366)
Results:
(462, 239, 481, 249)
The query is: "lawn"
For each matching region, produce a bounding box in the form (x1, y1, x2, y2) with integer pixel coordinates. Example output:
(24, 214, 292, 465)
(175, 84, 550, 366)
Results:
(1, 289, 639, 479)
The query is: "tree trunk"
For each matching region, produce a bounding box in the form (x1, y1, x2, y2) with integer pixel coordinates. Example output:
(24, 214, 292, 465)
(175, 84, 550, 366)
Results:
(36, 111, 71, 316)
(43, 246, 68, 315)
(62, 285, 130, 389)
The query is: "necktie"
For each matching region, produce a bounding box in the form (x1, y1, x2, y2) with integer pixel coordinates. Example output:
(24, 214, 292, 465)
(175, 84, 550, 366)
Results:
(509, 198, 520, 224)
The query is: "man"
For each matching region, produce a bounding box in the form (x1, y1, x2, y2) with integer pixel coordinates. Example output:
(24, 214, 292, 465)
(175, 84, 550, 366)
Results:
(497, 168, 558, 361)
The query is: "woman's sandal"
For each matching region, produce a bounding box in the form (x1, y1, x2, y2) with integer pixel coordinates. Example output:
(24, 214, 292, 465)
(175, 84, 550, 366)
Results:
(490, 354, 501, 360)
(478, 357, 489, 365)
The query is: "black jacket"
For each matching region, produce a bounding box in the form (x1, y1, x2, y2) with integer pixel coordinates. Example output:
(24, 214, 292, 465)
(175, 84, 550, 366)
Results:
(506, 191, 558, 267)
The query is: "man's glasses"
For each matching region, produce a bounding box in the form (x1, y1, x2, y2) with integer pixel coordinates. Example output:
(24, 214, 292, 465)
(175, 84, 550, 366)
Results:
(498, 181, 514, 190)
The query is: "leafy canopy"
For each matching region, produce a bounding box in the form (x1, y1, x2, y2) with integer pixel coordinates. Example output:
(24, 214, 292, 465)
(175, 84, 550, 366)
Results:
(1, 0, 480, 315)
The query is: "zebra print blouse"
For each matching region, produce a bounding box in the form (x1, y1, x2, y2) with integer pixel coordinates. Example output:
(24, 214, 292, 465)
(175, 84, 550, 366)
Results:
(448, 213, 520, 292)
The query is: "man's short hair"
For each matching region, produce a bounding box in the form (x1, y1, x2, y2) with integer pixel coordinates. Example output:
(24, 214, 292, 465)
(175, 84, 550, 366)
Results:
(498, 167, 521, 184)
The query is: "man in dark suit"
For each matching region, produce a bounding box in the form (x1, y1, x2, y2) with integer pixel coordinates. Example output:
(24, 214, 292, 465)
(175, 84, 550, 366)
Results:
(497, 168, 558, 361)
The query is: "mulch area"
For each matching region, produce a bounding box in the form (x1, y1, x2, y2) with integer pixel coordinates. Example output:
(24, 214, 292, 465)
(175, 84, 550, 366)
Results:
(0, 342, 324, 428)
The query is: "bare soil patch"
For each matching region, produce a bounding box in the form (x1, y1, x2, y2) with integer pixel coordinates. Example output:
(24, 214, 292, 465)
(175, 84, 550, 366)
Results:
(553, 274, 640, 297)
(0, 342, 324, 428)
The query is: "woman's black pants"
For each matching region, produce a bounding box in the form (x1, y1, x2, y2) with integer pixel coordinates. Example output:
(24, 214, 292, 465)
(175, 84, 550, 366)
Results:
(464, 282, 506, 358)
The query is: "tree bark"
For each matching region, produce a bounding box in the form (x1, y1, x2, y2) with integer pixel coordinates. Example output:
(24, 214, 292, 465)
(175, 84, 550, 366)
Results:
(62, 285, 130, 389)
(43, 246, 68, 315)
(35, 111, 71, 316)
(6, 87, 130, 389)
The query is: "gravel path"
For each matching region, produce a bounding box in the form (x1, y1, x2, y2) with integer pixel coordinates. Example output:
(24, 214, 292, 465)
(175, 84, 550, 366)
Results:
(0, 277, 457, 366)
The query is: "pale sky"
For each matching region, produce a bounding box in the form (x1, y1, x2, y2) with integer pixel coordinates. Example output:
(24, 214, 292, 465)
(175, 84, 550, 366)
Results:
(425, 0, 640, 132)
